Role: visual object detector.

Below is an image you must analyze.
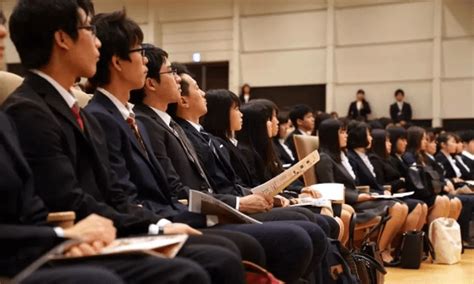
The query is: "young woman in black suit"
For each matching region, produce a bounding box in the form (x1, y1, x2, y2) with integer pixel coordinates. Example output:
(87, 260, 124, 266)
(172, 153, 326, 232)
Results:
(387, 126, 409, 178)
(345, 121, 408, 264)
(316, 119, 408, 264)
(402, 127, 451, 224)
(369, 129, 427, 232)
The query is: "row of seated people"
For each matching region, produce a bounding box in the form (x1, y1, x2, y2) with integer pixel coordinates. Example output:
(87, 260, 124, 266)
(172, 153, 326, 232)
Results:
(2, 2, 471, 283)
(274, 103, 473, 250)
(0, 2, 338, 283)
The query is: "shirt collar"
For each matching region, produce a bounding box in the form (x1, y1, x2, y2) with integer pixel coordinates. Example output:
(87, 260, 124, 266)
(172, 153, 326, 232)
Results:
(187, 120, 202, 132)
(229, 137, 238, 147)
(97, 87, 135, 120)
(298, 128, 310, 136)
(462, 150, 474, 160)
(150, 106, 171, 129)
(31, 69, 77, 108)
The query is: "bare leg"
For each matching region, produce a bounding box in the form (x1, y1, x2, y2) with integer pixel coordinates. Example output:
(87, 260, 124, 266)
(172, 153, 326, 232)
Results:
(415, 203, 428, 230)
(428, 196, 450, 224)
(448, 197, 462, 220)
(402, 203, 423, 232)
(379, 203, 408, 263)
(334, 216, 344, 241)
(340, 208, 352, 245)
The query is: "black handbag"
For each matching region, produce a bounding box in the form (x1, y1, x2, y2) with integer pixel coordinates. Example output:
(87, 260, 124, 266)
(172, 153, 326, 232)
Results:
(348, 212, 390, 284)
(398, 230, 424, 269)
(407, 165, 443, 195)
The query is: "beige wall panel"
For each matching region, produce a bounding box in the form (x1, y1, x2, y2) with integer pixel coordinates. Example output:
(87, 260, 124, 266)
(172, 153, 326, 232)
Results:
(335, 41, 433, 83)
(241, 49, 326, 87)
(155, 0, 232, 22)
(442, 37, 474, 78)
(335, 1, 433, 45)
(240, 0, 326, 16)
(163, 40, 232, 53)
(443, 0, 474, 38)
(161, 19, 233, 34)
(441, 79, 474, 118)
(241, 11, 327, 52)
(334, 81, 433, 119)
(163, 30, 232, 44)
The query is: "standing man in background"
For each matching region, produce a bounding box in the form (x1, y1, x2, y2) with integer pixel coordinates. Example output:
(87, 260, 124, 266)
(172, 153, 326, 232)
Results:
(390, 88, 412, 126)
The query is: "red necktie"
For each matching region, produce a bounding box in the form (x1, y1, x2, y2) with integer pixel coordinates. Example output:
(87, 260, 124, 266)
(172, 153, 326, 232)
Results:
(126, 115, 148, 157)
(71, 103, 84, 131)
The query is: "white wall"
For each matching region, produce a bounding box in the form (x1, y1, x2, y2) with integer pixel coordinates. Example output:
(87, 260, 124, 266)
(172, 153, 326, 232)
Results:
(1, 0, 472, 122)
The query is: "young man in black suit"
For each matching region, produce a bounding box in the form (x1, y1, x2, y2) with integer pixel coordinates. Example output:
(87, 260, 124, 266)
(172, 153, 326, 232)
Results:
(0, 109, 210, 282)
(347, 89, 371, 121)
(1, 1, 240, 282)
(285, 104, 315, 158)
(130, 45, 323, 283)
(389, 89, 412, 126)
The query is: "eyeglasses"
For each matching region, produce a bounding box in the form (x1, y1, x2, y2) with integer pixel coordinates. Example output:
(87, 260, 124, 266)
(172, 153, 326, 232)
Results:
(78, 25, 96, 36)
(159, 68, 178, 76)
(128, 47, 147, 57)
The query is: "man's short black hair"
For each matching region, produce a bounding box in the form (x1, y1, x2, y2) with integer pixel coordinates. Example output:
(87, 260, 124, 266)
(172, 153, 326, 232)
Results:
(356, 89, 365, 95)
(9, 0, 94, 69)
(394, 89, 405, 97)
(459, 130, 474, 143)
(129, 44, 168, 104)
(289, 104, 312, 126)
(166, 62, 192, 118)
(89, 10, 143, 88)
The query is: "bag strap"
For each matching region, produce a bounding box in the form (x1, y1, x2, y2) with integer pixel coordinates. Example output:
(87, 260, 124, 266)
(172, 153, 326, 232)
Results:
(361, 207, 391, 246)
(352, 252, 387, 275)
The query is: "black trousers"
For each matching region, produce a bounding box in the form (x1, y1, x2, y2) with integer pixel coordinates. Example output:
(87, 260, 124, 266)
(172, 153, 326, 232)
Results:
(23, 266, 124, 284)
(47, 255, 210, 284)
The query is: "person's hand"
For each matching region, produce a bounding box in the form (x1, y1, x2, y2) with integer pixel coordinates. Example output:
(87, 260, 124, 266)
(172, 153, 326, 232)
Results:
(63, 214, 116, 244)
(384, 190, 391, 196)
(64, 241, 105, 257)
(239, 194, 272, 213)
(357, 193, 374, 202)
(163, 223, 202, 235)
(274, 195, 290, 207)
(301, 187, 322, 198)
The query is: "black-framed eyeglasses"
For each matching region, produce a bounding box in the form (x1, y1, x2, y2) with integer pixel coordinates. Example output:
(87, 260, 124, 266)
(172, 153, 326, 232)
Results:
(78, 25, 96, 36)
(159, 68, 178, 76)
(128, 47, 147, 57)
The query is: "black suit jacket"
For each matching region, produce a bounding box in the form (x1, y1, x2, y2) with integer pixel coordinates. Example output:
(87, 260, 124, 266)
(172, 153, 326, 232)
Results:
(390, 102, 412, 123)
(369, 154, 405, 193)
(347, 149, 384, 194)
(314, 152, 359, 205)
(347, 100, 371, 121)
(2, 73, 159, 236)
(175, 117, 247, 200)
(85, 92, 205, 227)
(461, 153, 474, 173)
(0, 111, 60, 276)
(134, 104, 238, 208)
(284, 129, 304, 160)
(273, 138, 296, 168)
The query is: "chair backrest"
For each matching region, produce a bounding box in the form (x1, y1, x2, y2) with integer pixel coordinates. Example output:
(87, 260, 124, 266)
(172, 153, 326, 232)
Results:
(0, 71, 23, 105)
(293, 134, 319, 186)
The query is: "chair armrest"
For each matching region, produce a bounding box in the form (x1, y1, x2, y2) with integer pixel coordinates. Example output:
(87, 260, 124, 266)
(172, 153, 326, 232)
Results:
(47, 211, 76, 229)
(356, 185, 370, 193)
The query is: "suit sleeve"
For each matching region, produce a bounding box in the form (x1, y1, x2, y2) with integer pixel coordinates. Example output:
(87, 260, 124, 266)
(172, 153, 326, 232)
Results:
(389, 104, 397, 121)
(406, 103, 412, 121)
(316, 154, 359, 204)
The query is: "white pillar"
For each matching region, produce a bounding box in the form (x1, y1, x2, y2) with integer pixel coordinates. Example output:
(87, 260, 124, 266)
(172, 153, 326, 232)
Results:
(431, 0, 443, 127)
(325, 0, 335, 113)
(229, 0, 240, 93)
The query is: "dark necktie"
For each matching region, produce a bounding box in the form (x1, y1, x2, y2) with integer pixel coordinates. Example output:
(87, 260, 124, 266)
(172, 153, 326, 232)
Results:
(126, 115, 148, 158)
(71, 103, 84, 131)
(169, 120, 213, 193)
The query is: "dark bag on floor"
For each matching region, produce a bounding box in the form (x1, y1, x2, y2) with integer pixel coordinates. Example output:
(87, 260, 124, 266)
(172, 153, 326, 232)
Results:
(398, 230, 424, 269)
(323, 239, 359, 284)
(348, 212, 390, 284)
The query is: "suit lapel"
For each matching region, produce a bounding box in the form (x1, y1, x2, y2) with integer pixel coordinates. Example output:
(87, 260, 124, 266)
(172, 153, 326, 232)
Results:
(93, 91, 150, 162)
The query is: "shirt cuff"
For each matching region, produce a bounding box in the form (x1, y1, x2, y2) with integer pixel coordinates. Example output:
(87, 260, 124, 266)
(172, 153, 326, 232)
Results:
(148, 219, 172, 235)
(53, 227, 65, 238)
(235, 197, 240, 210)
